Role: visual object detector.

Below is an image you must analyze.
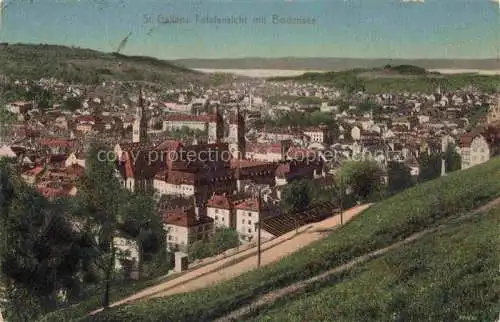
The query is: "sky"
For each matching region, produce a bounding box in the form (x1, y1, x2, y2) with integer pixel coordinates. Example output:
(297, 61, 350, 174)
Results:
(0, 0, 498, 59)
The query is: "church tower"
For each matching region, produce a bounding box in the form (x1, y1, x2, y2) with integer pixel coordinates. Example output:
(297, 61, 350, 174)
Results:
(208, 104, 224, 144)
(228, 106, 246, 159)
(132, 89, 148, 143)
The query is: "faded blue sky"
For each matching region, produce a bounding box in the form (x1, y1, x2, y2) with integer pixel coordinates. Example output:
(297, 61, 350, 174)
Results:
(0, 0, 498, 59)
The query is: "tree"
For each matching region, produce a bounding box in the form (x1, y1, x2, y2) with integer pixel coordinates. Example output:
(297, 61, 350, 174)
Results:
(0, 163, 92, 321)
(75, 143, 126, 308)
(75, 143, 167, 304)
(61, 96, 82, 111)
(418, 153, 442, 183)
(281, 180, 313, 214)
(187, 228, 240, 261)
(119, 191, 166, 279)
(212, 228, 240, 254)
(387, 161, 414, 195)
(444, 144, 461, 173)
(188, 241, 213, 261)
(337, 160, 382, 202)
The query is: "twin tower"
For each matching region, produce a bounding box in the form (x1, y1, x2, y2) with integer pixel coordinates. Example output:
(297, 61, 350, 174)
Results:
(133, 91, 246, 160)
(208, 104, 246, 160)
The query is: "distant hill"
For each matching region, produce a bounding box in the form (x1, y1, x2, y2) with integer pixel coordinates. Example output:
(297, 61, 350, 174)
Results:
(0, 43, 234, 86)
(174, 57, 500, 71)
(266, 65, 500, 93)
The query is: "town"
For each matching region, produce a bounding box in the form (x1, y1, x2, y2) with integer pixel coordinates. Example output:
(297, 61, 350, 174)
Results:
(1, 0, 499, 319)
(0, 60, 499, 321)
(1, 71, 499, 253)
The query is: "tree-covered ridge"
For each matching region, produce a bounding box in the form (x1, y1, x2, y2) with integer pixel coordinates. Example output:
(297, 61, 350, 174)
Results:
(0, 43, 219, 85)
(267, 66, 500, 94)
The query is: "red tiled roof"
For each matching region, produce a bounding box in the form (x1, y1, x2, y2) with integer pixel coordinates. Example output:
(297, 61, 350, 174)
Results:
(76, 115, 96, 124)
(36, 183, 77, 199)
(162, 208, 214, 227)
(275, 163, 290, 177)
(165, 114, 213, 123)
(235, 198, 260, 212)
(247, 143, 282, 154)
(459, 135, 474, 148)
(40, 139, 77, 148)
(207, 193, 233, 209)
(230, 159, 271, 169)
(303, 126, 327, 132)
(23, 166, 44, 177)
(166, 171, 196, 185)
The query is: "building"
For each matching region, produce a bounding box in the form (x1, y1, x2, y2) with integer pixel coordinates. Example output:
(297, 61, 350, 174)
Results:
(132, 89, 148, 143)
(206, 193, 236, 229)
(5, 101, 32, 114)
(65, 152, 85, 168)
(458, 134, 490, 170)
(303, 125, 329, 144)
(246, 142, 289, 162)
(486, 95, 500, 125)
(162, 114, 211, 132)
(74, 115, 96, 133)
(163, 204, 214, 252)
(113, 236, 140, 279)
(208, 104, 224, 144)
(228, 106, 246, 160)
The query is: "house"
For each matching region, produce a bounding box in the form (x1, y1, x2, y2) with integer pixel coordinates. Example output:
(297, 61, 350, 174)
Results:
(75, 115, 97, 133)
(351, 126, 361, 140)
(36, 182, 78, 200)
(154, 170, 197, 197)
(246, 142, 286, 162)
(5, 101, 32, 114)
(358, 118, 374, 131)
(163, 206, 214, 252)
(113, 236, 140, 280)
(39, 138, 78, 154)
(54, 115, 70, 129)
(303, 126, 329, 144)
(65, 152, 86, 168)
(234, 198, 275, 242)
(274, 160, 316, 186)
(22, 166, 45, 185)
(458, 134, 490, 170)
(206, 193, 235, 229)
(162, 114, 212, 132)
(486, 95, 500, 125)
(0, 145, 19, 159)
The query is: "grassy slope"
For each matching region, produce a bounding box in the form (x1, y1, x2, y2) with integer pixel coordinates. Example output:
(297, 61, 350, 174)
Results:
(0, 43, 218, 85)
(66, 157, 500, 322)
(249, 208, 500, 321)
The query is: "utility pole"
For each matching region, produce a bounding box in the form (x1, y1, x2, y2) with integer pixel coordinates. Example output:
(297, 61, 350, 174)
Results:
(256, 187, 262, 268)
(339, 172, 344, 225)
(256, 220, 261, 268)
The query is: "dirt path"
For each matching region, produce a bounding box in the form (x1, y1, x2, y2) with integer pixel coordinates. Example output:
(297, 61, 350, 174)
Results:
(216, 196, 500, 321)
(89, 204, 372, 315)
